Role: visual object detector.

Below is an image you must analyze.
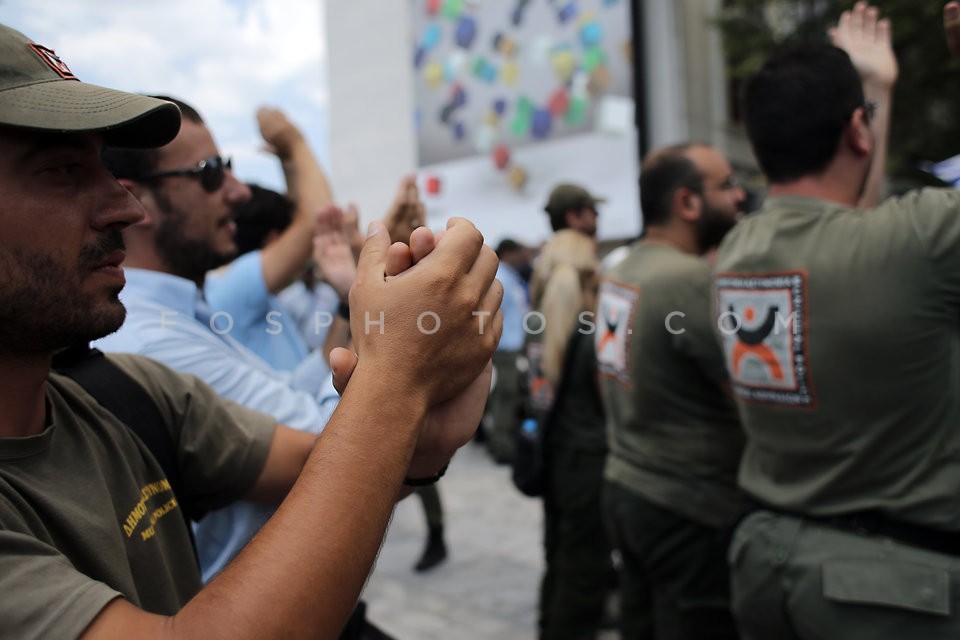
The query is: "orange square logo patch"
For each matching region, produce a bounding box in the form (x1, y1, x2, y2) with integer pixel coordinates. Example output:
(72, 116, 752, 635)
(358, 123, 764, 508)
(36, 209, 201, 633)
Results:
(29, 43, 77, 80)
(715, 271, 815, 406)
(596, 279, 639, 386)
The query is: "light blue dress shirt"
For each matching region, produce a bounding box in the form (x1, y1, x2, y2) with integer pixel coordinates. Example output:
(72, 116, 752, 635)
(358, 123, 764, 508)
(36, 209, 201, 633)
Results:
(496, 262, 530, 352)
(95, 267, 339, 582)
(205, 250, 330, 378)
(278, 280, 341, 352)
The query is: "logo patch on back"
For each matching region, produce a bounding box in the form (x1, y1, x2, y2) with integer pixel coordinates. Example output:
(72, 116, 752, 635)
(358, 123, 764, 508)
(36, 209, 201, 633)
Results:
(715, 271, 815, 406)
(29, 44, 78, 80)
(596, 279, 639, 386)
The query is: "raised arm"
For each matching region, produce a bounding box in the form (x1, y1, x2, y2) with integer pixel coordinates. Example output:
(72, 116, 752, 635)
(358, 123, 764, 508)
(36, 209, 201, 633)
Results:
(313, 204, 357, 361)
(381, 175, 427, 245)
(256, 107, 334, 293)
(81, 218, 502, 640)
(829, 1, 898, 209)
(313, 205, 358, 306)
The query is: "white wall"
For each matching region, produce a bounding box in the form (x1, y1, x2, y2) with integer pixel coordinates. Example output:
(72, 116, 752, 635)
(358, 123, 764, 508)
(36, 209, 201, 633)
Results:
(643, 0, 688, 149)
(324, 1, 417, 225)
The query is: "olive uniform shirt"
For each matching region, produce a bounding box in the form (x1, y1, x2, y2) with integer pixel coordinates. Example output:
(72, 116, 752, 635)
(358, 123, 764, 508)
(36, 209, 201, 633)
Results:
(0, 354, 276, 639)
(597, 243, 745, 528)
(713, 191, 960, 530)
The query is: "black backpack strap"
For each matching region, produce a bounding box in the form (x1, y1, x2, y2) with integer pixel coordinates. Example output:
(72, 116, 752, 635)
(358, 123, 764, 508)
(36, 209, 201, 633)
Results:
(53, 346, 182, 493)
(52, 345, 197, 563)
(543, 328, 587, 437)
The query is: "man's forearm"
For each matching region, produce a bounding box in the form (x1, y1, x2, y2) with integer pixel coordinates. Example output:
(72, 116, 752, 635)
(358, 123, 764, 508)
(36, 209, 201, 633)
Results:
(263, 137, 335, 293)
(178, 367, 427, 638)
(858, 80, 893, 209)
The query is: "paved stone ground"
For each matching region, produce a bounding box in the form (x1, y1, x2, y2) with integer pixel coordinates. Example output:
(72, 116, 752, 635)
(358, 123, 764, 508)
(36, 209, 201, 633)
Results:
(361, 440, 619, 640)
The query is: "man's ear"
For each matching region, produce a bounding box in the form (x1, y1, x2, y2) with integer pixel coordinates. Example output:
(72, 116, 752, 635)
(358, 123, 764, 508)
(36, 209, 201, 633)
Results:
(673, 187, 702, 223)
(117, 178, 155, 226)
(845, 108, 873, 157)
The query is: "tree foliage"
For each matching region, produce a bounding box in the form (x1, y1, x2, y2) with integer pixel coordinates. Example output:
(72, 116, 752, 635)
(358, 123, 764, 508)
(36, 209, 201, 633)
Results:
(715, 0, 960, 176)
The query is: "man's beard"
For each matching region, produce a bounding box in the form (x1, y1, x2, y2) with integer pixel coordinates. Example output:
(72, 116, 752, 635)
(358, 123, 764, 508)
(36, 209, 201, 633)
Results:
(152, 191, 236, 283)
(695, 202, 738, 255)
(0, 231, 128, 356)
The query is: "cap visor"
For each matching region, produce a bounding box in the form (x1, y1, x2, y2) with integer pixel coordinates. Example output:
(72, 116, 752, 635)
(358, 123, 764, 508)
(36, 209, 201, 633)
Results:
(0, 79, 180, 148)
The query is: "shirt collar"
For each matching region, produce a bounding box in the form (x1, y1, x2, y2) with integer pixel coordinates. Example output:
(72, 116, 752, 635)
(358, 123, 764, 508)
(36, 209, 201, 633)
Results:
(761, 194, 854, 216)
(121, 268, 204, 317)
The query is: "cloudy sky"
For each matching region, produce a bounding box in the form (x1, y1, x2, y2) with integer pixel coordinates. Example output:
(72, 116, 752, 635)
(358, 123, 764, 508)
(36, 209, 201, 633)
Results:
(1, 0, 329, 192)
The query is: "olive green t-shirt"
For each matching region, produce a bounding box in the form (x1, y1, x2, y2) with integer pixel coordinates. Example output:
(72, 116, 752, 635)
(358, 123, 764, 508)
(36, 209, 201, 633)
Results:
(0, 354, 276, 639)
(713, 190, 960, 530)
(597, 243, 745, 528)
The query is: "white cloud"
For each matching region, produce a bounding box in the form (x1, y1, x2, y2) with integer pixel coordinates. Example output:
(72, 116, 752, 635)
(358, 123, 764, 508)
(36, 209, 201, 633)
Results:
(1, 0, 330, 191)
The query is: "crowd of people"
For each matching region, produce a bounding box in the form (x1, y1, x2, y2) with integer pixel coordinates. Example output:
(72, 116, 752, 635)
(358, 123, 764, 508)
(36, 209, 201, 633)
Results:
(491, 2, 960, 640)
(4, 1, 960, 639)
(0, 17, 501, 639)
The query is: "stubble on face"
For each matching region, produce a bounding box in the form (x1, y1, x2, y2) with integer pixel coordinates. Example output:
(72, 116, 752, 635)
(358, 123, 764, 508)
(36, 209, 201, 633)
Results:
(694, 199, 739, 255)
(151, 186, 237, 283)
(686, 146, 743, 254)
(573, 208, 598, 238)
(0, 230, 128, 355)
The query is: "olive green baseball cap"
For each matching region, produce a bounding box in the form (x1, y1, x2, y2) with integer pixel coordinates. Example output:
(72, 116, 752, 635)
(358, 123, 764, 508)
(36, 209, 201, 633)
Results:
(0, 23, 180, 148)
(543, 183, 606, 216)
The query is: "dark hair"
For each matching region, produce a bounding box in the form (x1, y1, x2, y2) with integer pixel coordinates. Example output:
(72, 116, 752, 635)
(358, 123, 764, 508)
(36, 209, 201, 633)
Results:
(743, 45, 864, 183)
(547, 209, 567, 232)
(639, 143, 703, 227)
(496, 238, 522, 257)
(234, 184, 295, 255)
(101, 95, 201, 180)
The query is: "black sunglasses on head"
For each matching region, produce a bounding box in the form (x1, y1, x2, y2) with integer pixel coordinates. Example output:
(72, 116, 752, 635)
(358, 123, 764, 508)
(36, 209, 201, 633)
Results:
(137, 155, 232, 193)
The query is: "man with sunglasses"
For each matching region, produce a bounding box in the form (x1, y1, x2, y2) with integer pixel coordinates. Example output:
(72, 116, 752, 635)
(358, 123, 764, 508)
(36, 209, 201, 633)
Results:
(97, 97, 354, 584)
(706, 3, 960, 638)
(0, 20, 501, 640)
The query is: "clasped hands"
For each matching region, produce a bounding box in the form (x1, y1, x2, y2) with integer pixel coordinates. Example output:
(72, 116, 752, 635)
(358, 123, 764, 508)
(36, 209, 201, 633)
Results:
(329, 217, 503, 473)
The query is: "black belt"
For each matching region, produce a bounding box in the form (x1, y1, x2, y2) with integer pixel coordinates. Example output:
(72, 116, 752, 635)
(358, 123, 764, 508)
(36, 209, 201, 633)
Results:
(745, 500, 960, 557)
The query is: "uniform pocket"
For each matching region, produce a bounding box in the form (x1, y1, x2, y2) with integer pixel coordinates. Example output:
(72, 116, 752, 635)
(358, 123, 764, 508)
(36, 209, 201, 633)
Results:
(822, 559, 950, 616)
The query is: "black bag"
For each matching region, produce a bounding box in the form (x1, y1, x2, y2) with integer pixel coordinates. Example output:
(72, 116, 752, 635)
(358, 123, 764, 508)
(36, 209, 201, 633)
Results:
(511, 339, 551, 497)
(511, 330, 587, 498)
(512, 415, 546, 497)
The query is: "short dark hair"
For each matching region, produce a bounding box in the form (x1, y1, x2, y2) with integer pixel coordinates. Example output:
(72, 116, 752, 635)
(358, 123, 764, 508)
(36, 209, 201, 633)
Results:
(101, 95, 201, 181)
(234, 184, 295, 255)
(496, 238, 522, 257)
(743, 45, 864, 184)
(639, 143, 703, 227)
(547, 209, 567, 232)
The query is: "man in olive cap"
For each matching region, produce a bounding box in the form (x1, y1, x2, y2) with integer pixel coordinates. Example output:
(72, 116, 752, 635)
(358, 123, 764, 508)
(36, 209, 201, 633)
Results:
(0, 22, 501, 639)
(543, 182, 605, 238)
